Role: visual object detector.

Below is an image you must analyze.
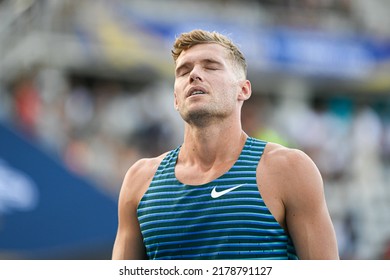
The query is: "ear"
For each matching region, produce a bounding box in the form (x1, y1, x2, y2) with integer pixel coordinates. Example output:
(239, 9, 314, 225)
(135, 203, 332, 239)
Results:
(238, 80, 251, 101)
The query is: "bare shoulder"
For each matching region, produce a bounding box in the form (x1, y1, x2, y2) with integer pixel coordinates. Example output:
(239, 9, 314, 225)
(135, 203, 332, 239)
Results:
(123, 153, 168, 185)
(263, 142, 321, 177)
(261, 142, 324, 201)
(119, 152, 169, 208)
(263, 141, 307, 161)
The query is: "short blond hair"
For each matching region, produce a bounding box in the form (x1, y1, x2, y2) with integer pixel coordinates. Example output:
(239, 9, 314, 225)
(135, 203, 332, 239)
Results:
(171, 29, 247, 77)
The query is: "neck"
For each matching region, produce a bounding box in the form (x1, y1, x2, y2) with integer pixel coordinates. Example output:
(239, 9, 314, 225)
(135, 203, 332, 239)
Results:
(180, 119, 247, 169)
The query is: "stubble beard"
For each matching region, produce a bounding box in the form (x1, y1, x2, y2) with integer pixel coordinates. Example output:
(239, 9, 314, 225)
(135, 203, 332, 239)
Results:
(180, 105, 229, 127)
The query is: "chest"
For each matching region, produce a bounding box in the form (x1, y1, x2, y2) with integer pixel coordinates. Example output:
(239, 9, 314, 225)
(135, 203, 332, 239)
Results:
(137, 180, 288, 259)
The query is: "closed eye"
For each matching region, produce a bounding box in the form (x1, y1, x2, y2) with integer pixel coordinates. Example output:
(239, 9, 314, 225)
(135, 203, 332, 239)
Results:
(203, 59, 223, 71)
(178, 70, 190, 77)
(176, 67, 189, 77)
(176, 64, 192, 77)
(175, 59, 223, 76)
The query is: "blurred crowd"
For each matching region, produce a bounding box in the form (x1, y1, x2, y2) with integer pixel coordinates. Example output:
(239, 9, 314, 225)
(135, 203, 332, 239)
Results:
(0, 70, 182, 196)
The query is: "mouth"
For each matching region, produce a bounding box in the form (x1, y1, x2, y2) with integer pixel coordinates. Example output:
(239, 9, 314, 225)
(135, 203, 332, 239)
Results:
(187, 87, 207, 98)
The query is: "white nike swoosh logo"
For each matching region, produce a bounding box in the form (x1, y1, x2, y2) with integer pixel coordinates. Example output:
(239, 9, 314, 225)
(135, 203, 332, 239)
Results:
(211, 184, 246, 199)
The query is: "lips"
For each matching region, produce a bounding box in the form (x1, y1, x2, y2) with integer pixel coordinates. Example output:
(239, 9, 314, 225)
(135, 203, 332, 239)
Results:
(187, 86, 208, 98)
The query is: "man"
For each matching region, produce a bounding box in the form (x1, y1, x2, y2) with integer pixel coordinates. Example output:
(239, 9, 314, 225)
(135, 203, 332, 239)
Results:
(112, 29, 339, 260)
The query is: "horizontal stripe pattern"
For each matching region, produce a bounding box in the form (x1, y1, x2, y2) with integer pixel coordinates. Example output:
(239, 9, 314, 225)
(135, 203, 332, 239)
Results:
(137, 137, 298, 260)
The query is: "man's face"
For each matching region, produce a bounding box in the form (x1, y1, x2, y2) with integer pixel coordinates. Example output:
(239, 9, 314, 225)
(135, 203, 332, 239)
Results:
(173, 43, 246, 126)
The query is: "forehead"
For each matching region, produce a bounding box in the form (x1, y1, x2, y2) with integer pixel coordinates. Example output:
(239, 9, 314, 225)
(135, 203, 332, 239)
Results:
(176, 43, 230, 66)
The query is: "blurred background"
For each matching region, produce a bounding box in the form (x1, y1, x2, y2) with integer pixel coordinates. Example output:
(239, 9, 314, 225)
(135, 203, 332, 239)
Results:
(0, 0, 390, 260)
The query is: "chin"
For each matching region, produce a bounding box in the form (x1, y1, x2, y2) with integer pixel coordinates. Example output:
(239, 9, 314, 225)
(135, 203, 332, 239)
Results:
(183, 109, 228, 126)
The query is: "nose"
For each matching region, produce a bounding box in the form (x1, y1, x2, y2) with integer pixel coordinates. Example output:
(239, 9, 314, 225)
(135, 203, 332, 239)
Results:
(189, 66, 202, 83)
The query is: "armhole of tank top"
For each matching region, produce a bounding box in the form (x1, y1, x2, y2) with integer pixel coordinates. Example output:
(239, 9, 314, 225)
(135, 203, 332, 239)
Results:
(253, 139, 267, 193)
(255, 140, 290, 235)
(136, 149, 178, 211)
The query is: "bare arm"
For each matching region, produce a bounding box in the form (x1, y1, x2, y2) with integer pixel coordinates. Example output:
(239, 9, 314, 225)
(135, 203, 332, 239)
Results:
(281, 148, 339, 259)
(112, 156, 164, 259)
(260, 144, 339, 260)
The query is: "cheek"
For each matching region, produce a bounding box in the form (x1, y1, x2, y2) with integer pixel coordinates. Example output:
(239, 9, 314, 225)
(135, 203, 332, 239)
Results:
(173, 83, 184, 110)
(174, 79, 184, 95)
(173, 92, 178, 110)
(217, 78, 237, 97)
(174, 76, 188, 92)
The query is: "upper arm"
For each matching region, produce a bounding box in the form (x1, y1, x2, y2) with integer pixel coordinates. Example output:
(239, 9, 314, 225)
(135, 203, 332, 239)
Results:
(263, 145, 339, 260)
(282, 149, 339, 259)
(112, 156, 163, 260)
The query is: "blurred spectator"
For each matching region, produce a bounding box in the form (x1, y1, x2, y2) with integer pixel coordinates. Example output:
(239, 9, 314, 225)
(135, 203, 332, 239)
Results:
(349, 99, 384, 259)
(350, 99, 383, 188)
(301, 95, 352, 181)
(242, 94, 291, 147)
(64, 85, 94, 137)
(335, 210, 358, 259)
(0, 86, 13, 121)
(12, 75, 41, 137)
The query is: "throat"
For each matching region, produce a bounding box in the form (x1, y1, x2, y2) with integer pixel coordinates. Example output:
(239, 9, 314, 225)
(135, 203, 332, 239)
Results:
(175, 158, 235, 186)
(175, 133, 248, 186)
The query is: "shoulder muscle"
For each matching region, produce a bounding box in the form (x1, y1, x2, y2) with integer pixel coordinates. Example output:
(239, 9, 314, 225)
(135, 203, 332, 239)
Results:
(119, 153, 167, 210)
(261, 142, 326, 218)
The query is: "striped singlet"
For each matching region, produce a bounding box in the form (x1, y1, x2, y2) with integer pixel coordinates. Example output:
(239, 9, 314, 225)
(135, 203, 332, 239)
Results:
(137, 137, 298, 260)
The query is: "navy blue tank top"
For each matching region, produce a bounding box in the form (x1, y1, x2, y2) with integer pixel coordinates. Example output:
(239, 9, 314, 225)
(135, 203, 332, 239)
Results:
(137, 137, 298, 259)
